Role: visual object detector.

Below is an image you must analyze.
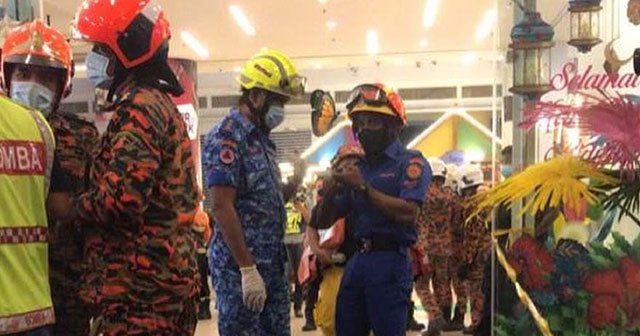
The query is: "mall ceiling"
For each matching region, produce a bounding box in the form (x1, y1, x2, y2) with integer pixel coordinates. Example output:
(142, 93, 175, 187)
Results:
(42, 0, 570, 71)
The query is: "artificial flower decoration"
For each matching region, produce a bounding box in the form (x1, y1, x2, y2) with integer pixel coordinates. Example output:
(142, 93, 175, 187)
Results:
(521, 94, 640, 173)
(508, 235, 554, 292)
(550, 239, 592, 302)
(471, 155, 617, 218)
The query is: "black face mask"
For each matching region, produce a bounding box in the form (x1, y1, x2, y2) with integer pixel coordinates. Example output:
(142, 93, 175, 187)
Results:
(357, 128, 395, 160)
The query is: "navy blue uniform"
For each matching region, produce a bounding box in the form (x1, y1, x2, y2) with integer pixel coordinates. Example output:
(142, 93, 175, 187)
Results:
(334, 140, 431, 336)
(203, 108, 289, 336)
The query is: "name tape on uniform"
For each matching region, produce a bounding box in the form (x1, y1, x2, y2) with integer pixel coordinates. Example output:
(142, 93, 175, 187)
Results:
(0, 140, 46, 175)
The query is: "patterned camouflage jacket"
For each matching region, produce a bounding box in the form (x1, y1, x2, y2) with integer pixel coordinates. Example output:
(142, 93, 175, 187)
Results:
(47, 111, 99, 296)
(416, 183, 455, 256)
(76, 81, 199, 305)
(461, 196, 492, 265)
(448, 190, 466, 259)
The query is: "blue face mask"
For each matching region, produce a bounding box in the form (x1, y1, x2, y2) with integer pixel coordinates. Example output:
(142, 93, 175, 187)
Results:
(501, 165, 514, 178)
(86, 50, 113, 88)
(10, 81, 56, 116)
(264, 105, 285, 130)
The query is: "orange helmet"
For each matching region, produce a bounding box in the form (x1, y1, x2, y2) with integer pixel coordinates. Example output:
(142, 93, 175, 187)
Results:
(332, 143, 365, 166)
(1, 20, 73, 95)
(72, 0, 171, 69)
(346, 83, 407, 126)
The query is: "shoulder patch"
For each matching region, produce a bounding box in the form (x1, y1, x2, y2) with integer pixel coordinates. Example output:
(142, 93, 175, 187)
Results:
(406, 162, 423, 180)
(219, 147, 236, 165)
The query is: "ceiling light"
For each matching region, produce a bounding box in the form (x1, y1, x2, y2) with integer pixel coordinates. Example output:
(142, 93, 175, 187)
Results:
(366, 29, 379, 55)
(318, 0, 329, 3)
(180, 31, 210, 58)
(475, 8, 497, 42)
(326, 20, 337, 29)
(419, 39, 429, 49)
(229, 5, 256, 36)
(422, 0, 441, 28)
(463, 51, 478, 65)
(233, 65, 242, 73)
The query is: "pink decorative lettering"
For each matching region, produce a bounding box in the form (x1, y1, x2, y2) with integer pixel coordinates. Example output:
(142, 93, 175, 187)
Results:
(552, 62, 640, 91)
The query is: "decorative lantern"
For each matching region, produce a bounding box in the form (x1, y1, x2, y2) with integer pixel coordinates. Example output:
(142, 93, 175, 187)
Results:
(568, 0, 603, 53)
(509, 11, 555, 100)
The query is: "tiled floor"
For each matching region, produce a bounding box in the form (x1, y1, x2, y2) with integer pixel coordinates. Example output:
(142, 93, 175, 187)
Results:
(194, 291, 465, 336)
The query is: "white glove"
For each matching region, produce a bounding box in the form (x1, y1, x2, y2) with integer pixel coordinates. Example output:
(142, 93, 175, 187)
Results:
(240, 265, 267, 312)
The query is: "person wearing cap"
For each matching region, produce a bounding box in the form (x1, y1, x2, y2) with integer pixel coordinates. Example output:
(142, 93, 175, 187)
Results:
(309, 144, 364, 336)
(318, 83, 431, 335)
(63, 0, 200, 334)
(203, 48, 306, 335)
(453, 165, 491, 335)
(414, 157, 457, 336)
(1, 19, 100, 336)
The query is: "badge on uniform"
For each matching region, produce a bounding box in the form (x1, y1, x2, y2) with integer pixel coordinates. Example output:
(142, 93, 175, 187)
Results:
(406, 160, 423, 180)
(219, 147, 235, 165)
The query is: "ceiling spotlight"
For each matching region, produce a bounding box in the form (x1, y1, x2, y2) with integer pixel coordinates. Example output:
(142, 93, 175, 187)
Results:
(366, 29, 379, 55)
(229, 5, 256, 36)
(326, 20, 337, 29)
(180, 31, 210, 58)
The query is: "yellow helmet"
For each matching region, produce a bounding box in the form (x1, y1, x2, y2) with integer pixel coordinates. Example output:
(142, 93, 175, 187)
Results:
(236, 48, 306, 98)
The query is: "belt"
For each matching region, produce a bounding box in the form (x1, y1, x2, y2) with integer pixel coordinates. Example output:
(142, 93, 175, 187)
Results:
(358, 237, 402, 253)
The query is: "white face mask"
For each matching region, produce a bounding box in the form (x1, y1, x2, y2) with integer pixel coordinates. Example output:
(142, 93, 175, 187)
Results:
(86, 50, 113, 88)
(10, 81, 56, 116)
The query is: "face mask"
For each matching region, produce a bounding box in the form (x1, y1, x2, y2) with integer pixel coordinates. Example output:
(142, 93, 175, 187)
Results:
(357, 128, 394, 159)
(501, 165, 514, 178)
(264, 105, 285, 130)
(86, 50, 113, 88)
(10, 81, 56, 116)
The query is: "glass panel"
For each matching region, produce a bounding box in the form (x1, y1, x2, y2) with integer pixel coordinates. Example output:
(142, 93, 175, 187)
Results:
(592, 11, 599, 38)
(524, 49, 540, 86)
(514, 50, 524, 86)
(579, 12, 591, 38)
(540, 48, 551, 85)
(571, 12, 579, 40)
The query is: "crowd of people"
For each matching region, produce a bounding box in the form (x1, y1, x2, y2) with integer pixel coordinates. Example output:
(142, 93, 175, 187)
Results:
(0, 1, 498, 336)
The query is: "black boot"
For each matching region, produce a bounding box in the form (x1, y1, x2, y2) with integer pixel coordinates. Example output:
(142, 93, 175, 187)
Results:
(406, 303, 425, 331)
(441, 305, 452, 322)
(443, 310, 464, 331)
(463, 324, 477, 335)
(421, 316, 446, 336)
(197, 299, 212, 320)
(302, 318, 317, 332)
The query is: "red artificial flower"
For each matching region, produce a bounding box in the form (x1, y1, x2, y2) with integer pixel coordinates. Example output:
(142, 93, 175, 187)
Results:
(585, 259, 640, 329)
(584, 269, 624, 302)
(619, 257, 640, 328)
(588, 294, 621, 329)
(508, 235, 553, 291)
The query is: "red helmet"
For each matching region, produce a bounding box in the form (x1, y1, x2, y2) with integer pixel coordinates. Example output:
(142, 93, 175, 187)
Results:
(332, 144, 365, 166)
(72, 0, 171, 69)
(1, 20, 73, 94)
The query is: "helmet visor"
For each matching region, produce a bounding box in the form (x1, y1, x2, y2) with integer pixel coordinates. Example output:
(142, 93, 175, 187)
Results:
(346, 84, 401, 117)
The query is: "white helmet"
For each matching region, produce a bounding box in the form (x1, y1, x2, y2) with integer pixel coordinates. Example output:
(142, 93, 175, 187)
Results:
(457, 164, 484, 191)
(427, 157, 447, 178)
(444, 164, 459, 191)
